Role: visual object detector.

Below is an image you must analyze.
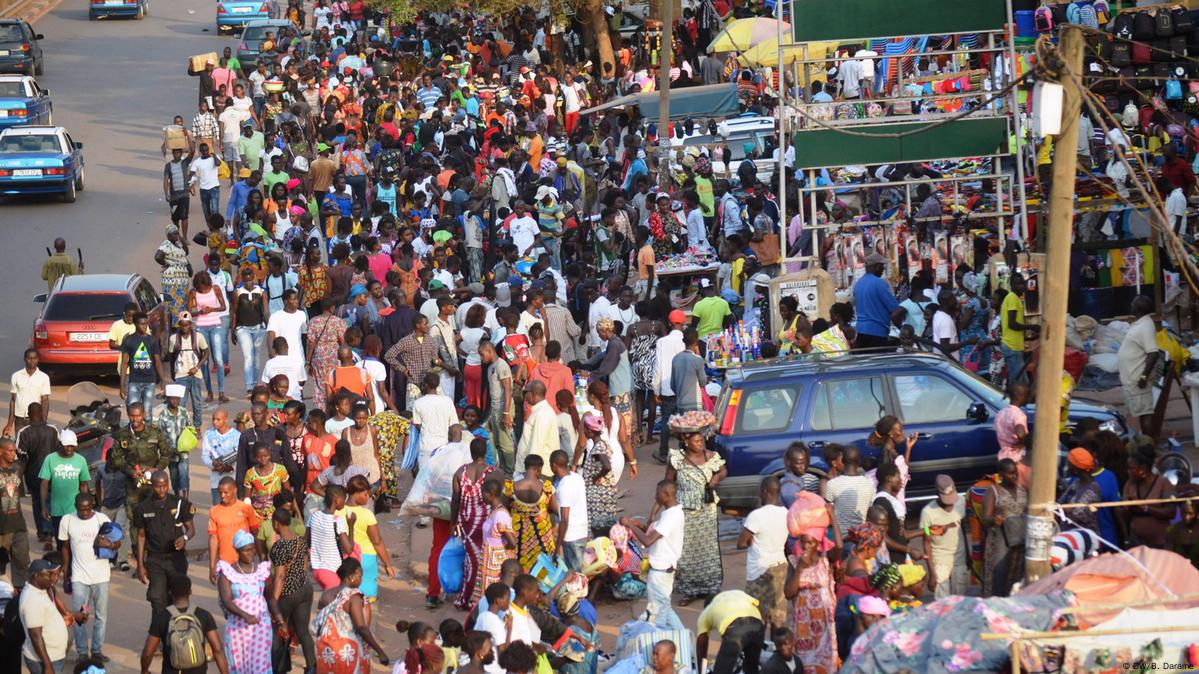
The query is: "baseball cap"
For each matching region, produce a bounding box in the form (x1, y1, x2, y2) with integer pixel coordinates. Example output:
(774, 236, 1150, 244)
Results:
(238, 167, 252, 178)
(700, 278, 713, 288)
(935, 474, 958, 505)
(29, 559, 58, 575)
(468, 282, 485, 294)
(59, 429, 77, 447)
(429, 280, 447, 290)
(316, 142, 331, 152)
(866, 252, 887, 266)
(668, 309, 687, 325)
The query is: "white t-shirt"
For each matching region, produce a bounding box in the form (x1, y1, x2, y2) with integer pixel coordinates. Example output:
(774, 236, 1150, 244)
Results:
(561, 82, 582, 114)
(474, 611, 510, 674)
(218, 107, 248, 142)
(556, 471, 589, 542)
(647, 504, 685, 570)
(58, 512, 112, 585)
(743, 504, 788, 581)
(20, 586, 68, 661)
(412, 394, 459, 459)
(190, 155, 222, 190)
(510, 215, 539, 255)
(358, 358, 388, 406)
(306, 509, 348, 573)
(931, 310, 958, 360)
(261, 354, 306, 400)
(266, 309, 308, 358)
(587, 296, 612, 347)
(1166, 187, 1188, 235)
(838, 58, 863, 98)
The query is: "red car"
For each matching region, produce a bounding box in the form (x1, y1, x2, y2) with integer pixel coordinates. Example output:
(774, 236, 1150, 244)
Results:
(32, 273, 169, 372)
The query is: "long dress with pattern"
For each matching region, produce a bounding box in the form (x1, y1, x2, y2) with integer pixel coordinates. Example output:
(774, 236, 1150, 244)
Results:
(583, 438, 618, 534)
(218, 560, 273, 674)
(473, 506, 514, 608)
(307, 314, 347, 411)
(629, 327, 658, 392)
(506, 479, 556, 571)
(158, 239, 192, 317)
(670, 448, 725, 598)
(369, 411, 407, 499)
(454, 465, 496, 610)
(312, 586, 369, 674)
(983, 481, 1028, 597)
(790, 556, 838, 674)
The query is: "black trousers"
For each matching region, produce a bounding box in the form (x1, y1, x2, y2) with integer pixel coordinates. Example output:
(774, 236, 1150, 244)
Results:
(657, 395, 677, 459)
(145, 551, 188, 612)
(271, 589, 316, 673)
(853, 332, 894, 351)
(713, 617, 765, 674)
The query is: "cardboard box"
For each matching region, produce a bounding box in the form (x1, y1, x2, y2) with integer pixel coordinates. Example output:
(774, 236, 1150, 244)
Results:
(164, 125, 188, 151)
(189, 52, 218, 72)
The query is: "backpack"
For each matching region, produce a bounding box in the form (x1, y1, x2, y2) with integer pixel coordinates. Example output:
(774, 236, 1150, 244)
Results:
(1174, 7, 1194, 33)
(1166, 77, 1183, 100)
(1155, 8, 1175, 36)
(1112, 41, 1132, 66)
(1122, 101, 1140, 128)
(1066, 2, 1081, 25)
(1078, 3, 1098, 28)
(1169, 35, 1188, 58)
(166, 606, 207, 670)
(1113, 12, 1134, 39)
(1133, 10, 1156, 39)
(1035, 5, 1054, 32)
(1132, 41, 1152, 64)
(1094, 0, 1111, 24)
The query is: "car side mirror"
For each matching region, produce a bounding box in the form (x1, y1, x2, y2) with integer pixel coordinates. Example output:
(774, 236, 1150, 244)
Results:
(74, 142, 82, 149)
(34, 33, 44, 40)
(967, 402, 989, 423)
(41, 89, 48, 95)
(33, 293, 47, 303)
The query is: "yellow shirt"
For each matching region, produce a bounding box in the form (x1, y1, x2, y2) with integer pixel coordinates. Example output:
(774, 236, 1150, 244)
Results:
(695, 590, 761, 636)
(336, 505, 378, 555)
(730, 258, 746, 295)
(1000, 291, 1026, 352)
(107, 319, 137, 373)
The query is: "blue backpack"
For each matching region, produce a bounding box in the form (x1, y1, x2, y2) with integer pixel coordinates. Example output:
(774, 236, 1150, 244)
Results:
(1166, 78, 1183, 100)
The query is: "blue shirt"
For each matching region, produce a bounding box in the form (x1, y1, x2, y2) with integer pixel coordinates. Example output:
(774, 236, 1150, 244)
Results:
(853, 272, 899, 338)
(622, 158, 648, 191)
(1091, 467, 1120, 549)
(417, 86, 443, 108)
(225, 179, 253, 221)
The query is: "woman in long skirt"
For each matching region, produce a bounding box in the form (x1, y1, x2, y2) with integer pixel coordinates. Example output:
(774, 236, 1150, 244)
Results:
(666, 431, 727, 601)
(472, 478, 516, 608)
(217, 531, 273, 674)
(306, 298, 347, 412)
(785, 532, 839, 674)
(452, 438, 496, 609)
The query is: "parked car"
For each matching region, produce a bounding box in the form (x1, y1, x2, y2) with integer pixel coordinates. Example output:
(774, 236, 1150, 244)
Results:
(0, 125, 83, 201)
(235, 19, 298, 69)
(31, 273, 169, 373)
(712, 351, 1127, 510)
(0, 19, 44, 76)
(0, 75, 51, 128)
(217, 0, 277, 35)
(673, 115, 777, 186)
(89, 0, 149, 20)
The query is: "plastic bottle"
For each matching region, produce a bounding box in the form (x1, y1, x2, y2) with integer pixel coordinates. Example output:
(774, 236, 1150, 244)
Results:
(1169, 432, 1183, 453)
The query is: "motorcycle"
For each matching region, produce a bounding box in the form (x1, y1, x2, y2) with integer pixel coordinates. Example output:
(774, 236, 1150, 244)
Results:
(66, 382, 123, 488)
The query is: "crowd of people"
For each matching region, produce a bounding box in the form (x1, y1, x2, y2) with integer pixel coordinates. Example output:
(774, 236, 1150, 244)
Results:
(3, 0, 1199, 673)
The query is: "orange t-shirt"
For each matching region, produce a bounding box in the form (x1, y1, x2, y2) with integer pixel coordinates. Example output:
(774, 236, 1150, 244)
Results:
(303, 433, 337, 492)
(327, 365, 371, 398)
(637, 245, 656, 280)
(207, 501, 261, 564)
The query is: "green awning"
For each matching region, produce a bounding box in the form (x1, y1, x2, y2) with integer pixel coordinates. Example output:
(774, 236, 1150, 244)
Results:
(792, 0, 1007, 42)
(579, 83, 741, 120)
(793, 117, 1008, 169)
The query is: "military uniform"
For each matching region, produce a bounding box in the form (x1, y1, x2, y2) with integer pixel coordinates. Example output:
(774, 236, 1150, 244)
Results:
(105, 422, 171, 555)
(132, 494, 195, 611)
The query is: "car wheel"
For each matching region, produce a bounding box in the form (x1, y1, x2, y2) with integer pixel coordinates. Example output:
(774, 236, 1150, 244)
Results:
(62, 179, 76, 203)
(144, 0, 150, 15)
(136, 2, 144, 18)
(75, 168, 84, 191)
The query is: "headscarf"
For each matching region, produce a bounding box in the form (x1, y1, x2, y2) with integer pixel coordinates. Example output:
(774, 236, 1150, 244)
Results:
(232, 529, 255, 550)
(847, 522, 884, 550)
(583, 411, 605, 432)
(857, 595, 892, 617)
(869, 563, 902, 592)
(960, 271, 979, 294)
(897, 562, 927, 587)
(1067, 447, 1095, 472)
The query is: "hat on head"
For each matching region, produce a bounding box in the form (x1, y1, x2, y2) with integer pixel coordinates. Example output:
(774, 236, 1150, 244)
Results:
(429, 280, 447, 291)
(165, 224, 180, 236)
(509, 276, 525, 288)
(29, 559, 58, 575)
(700, 277, 713, 289)
(669, 309, 687, 325)
(317, 142, 331, 152)
(935, 474, 958, 505)
(239, 167, 252, 178)
(348, 284, 368, 300)
(286, 178, 302, 191)
(583, 412, 605, 432)
(495, 283, 512, 307)
(1068, 447, 1095, 472)
(897, 562, 927, 587)
(176, 311, 193, 323)
(857, 595, 892, 617)
(557, 156, 568, 167)
(59, 429, 77, 447)
(468, 282, 485, 294)
(865, 252, 887, 266)
(432, 230, 453, 246)
(721, 288, 741, 305)
(241, 119, 255, 128)
(232, 530, 255, 550)
(205, 58, 216, 66)
(165, 384, 186, 399)
(671, 200, 684, 212)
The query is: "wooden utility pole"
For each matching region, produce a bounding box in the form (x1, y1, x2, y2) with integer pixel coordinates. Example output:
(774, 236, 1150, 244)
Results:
(1024, 25, 1084, 583)
(657, 0, 673, 190)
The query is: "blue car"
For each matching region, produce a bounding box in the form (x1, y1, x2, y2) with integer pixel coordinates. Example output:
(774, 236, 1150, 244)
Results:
(0, 125, 84, 202)
(0, 75, 51, 128)
(89, 0, 149, 20)
(217, 0, 276, 34)
(712, 351, 1127, 510)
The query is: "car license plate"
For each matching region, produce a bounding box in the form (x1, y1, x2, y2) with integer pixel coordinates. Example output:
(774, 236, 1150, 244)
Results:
(69, 332, 108, 343)
(0, 51, 8, 56)
(0, 111, 7, 117)
(12, 169, 40, 177)
(232, 6, 251, 12)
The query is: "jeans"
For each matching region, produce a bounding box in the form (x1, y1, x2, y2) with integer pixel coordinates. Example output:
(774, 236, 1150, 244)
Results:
(562, 539, 587, 572)
(175, 374, 203, 426)
(170, 457, 190, 495)
(253, 95, 265, 120)
(26, 476, 52, 537)
(196, 322, 227, 394)
(468, 247, 484, 283)
(345, 174, 368, 209)
(211, 487, 221, 506)
(657, 395, 677, 459)
(543, 236, 562, 271)
(23, 657, 64, 674)
(70, 581, 108, 657)
(999, 343, 1028, 388)
(643, 568, 684, 631)
(236, 324, 266, 390)
(126, 381, 156, 420)
(487, 412, 515, 476)
(199, 187, 220, 222)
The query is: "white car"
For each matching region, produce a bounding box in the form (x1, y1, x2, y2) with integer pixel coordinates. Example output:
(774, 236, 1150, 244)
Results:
(672, 115, 778, 186)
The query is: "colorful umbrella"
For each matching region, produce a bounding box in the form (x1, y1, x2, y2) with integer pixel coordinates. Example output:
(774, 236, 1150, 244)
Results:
(738, 38, 838, 67)
(707, 17, 790, 54)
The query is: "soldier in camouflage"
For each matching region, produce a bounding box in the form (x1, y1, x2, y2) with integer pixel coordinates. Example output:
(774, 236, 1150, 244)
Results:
(104, 402, 171, 563)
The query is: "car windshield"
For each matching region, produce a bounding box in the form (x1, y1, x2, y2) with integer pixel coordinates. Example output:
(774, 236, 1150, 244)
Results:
(242, 26, 272, 44)
(0, 26, 23, 42)
(684, 134, 751, 161)
(0, 82, 25, 96)
(43, 294, 129, 322)
(0, 135, 59, 153)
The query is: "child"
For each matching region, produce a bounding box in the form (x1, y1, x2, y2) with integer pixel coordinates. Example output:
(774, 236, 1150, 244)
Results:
(760, 627, 805, 674)
(438, 618, 466, 674)
(393, 621, 442, 674)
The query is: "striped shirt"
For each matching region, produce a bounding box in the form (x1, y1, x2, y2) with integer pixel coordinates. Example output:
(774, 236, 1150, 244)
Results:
(191, 112, 219, 140)
(416, 86, 443, 108)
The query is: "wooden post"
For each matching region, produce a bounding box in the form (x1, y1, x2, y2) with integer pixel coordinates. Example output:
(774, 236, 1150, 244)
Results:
(1024, 25, 1085, 584)
(657, 0, 673, 191)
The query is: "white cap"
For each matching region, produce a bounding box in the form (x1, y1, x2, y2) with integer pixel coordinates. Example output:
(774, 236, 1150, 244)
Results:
(59, 429, 77, 447)
(165, 384, 187, 399)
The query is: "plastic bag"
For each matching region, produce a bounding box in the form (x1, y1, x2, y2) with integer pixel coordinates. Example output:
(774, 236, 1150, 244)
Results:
(176, 426, 198, 455)
(437, 536, 466, 593)
(786, 490, 830, 537)
(402, 441, 470, 514)
(400, 426, 420, 471)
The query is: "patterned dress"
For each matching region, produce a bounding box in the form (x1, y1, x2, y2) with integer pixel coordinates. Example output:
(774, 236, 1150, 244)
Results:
(312, 586, 369, 674)
(454, 466, 495, 610)
(473, 506, 514, 608)
(307, 314, 347, 411)
(506, 479, 556, 571)
(583, 438, 617, 534)
(218, 560, 273, 674)
(158, 239, 191, 318)
(369, 411, 407, 499)
(670, 449, 725, 598)
(629, 327, 658, 392)
(983, 481, 1028, 597)
(790, 556, 838, 674)
(243, 463, 290, 519)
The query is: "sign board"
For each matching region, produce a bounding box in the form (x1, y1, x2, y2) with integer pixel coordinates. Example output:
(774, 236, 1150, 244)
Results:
(768, 269, 835, 337)
(791, 0, 1007, 42)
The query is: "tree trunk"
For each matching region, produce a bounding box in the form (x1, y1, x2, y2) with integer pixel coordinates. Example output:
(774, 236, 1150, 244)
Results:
(583, 0, 616, 78)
